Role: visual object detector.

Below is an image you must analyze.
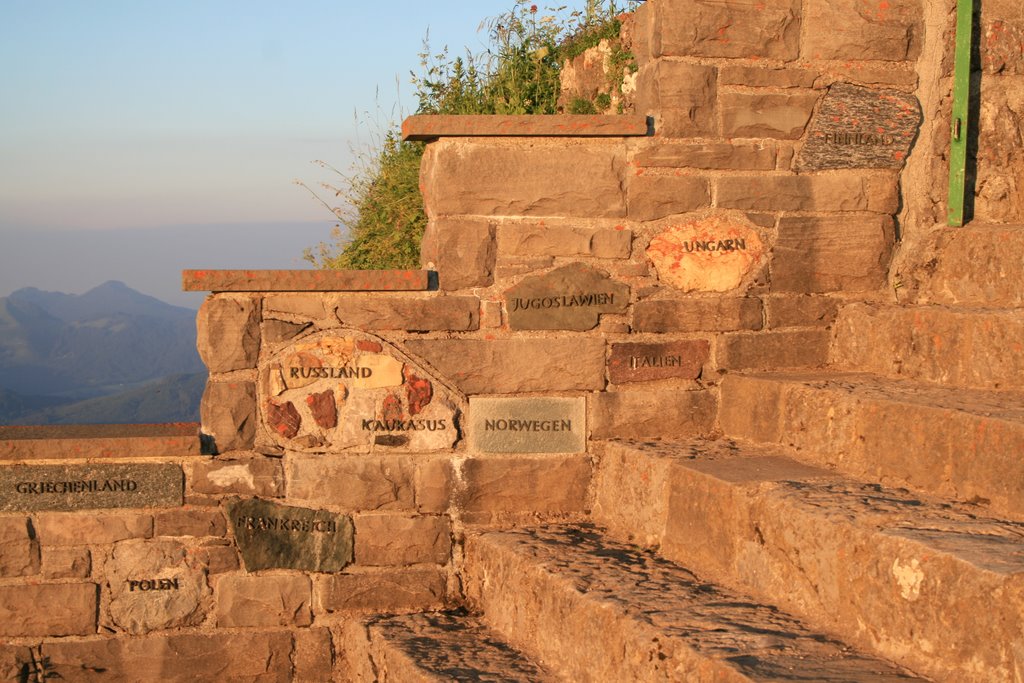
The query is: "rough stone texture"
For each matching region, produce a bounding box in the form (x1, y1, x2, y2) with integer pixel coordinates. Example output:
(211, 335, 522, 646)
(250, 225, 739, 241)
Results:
(771, 215, 895, 293)
(317, 567, 446, 613)
(0, 422, 200, 461)
(590, 389, 717, 439)
(468, 397, 587, 454)
(42, 631, 295, 682)
(0, 463, 182, 512)
(497, 224, 632, 259)
(719, 66, 817, 88)
(715, 171, 900, 212)
(765, 295, 840, 328)
(420, 219, 496, 290)
(354, 514, 452, 566)
(719, 329, 831, 370)
(833, 303, 1024, 390)
(288, 454, 416, 512)
(190, 453, 284, 496)
(719, 91, 820, 139)
(464, 526, 920, 683)
(201, 380, 257, 454)
(183, 269, 430, 292)
(632, 141, 778, 170)
(0, 583, 97, 636)
(154, 508, 226, 537)
(263, 319, 310, 344)
(917, 225, 1024, 307)
(798, 83, 922, 171)
(802, 0, 922, 61)
(720, 371, 1024, 520)
(421, 139, 627, 218)
(41, 545, 90, 579)
(216, 574, 312, 627)
(633, 297, 764, 332)
(504, 264, 630, 331)
(608, 340, 710, 384)
(106, 539, 209, 635)
(367, 612, 553, 682)
(34, 512, 153, 545)
(259, 332, 459, 453)
(333, 295, 480, 332)
(196, 296, 260, 373)
(647, 214, 767, 292)
(644, 0, 801, 60)
(263, 294, 328, 321)
(294, 627, 334, 683)
(194, 540, 240, 574)
(0, 516, 38, 577)
(635, 61, 717, 138)
(227, 498, 354, 572)
(415, 458, 455, 514)
(626, 174, 710, 220)
(459, 456, 591, 521)
(404, 338, 606, 394)
(402, 114, 649, 140)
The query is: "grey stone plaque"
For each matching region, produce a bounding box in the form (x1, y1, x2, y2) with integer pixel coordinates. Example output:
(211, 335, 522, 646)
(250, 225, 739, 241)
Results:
(469, 397, 586, 454)
(0, 463, 183, 512)
(797, 82, 922, 171)
(228, 498, 353, 572)
(504, 263, 629, 331)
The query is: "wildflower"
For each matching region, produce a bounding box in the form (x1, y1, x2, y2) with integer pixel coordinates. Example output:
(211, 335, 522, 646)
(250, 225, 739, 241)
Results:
(530, 4, 538, 12)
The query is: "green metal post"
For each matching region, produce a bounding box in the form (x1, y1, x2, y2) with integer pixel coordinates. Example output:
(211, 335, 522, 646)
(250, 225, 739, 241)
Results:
(947, 0, 974, 226)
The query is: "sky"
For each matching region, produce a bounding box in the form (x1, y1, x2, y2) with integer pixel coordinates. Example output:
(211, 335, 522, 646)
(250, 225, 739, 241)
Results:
(0, 0, 516, 307)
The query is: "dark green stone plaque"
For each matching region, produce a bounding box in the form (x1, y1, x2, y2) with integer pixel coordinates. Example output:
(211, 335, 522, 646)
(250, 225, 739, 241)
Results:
(228, 498, 353, 572)
(0, 463, 183, 512)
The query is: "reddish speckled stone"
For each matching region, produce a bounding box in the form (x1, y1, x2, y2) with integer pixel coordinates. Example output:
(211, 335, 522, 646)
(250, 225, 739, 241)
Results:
(382, 394, 404, 423)
(404, 367, 434, 417)
(357, 340, 383, 353)
(266, 401, 301, 439)
(306, 391, 337, 430)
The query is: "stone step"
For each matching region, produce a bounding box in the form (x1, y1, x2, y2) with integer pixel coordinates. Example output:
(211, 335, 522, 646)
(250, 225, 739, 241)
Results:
(720, 370, 1024, 519)
(593, 438, 1024, 683)
(0, 423, 201, 460)
(832, 302, 1024, 390)
(464, 524, 922, 682)
(915, 224, 1024, 307)
(354, 611, 554, 682)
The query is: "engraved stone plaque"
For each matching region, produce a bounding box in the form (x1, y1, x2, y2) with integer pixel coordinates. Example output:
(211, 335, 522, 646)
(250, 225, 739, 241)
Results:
(797, 82, 922, 171)
(504, 263, 629, 331)
(227, 498, 354, 572)
(608, 340, 710, 384)
(0, 463, 183, 512)
(469, 397, 586, 454)
(259, 331, 460, 453)
(647, 215, 767, 293)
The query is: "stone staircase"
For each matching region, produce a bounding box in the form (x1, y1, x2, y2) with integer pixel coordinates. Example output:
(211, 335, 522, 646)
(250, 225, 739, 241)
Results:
(358, 225, 1024, 682)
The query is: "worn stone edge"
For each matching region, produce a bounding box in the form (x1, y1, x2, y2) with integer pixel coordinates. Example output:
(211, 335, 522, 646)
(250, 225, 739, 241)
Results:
(182, 270, 432, 292)
(401, 114, 652, 141)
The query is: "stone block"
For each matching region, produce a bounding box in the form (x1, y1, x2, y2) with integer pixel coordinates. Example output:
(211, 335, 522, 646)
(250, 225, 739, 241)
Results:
(481, 299, 503, 328)
(974, 76, 1024, 224)
(184, 269, 429, 292)
(194, 540, 239, 574)
(647, 214, 768, 293)
(460, 456, 591, 517)
(317, 567, 446, 613)
(288, 454, 416, 512)
(0, 463, 183, 512)
(333, 295, 479, 331)
(636, 61, 717, 138)
(189, 454, 284, 496)
(719, 66, 817, 88)
(468, 397, 587, 454)
(154, 507, 227, 537)
(415, 458, 455, 513)
(294, 627, 335, 682)
(0, 583, 97, 636)
(632, 141, 777, 170)
(41, 546, 90, 579)
(402, 114, 649, 140)
(719, 91, 819, 139)
(420, 218, 496, 290)
(216, 574, 312, 628)
(719, 330, 831, 370)
(765, 295, 840, 328)
(633, 298, 764, 332)
(608, 340, 710, 384)
(627, 174, 711, 220)
(505, 263, 630, 331)
(421, 139, 627, 218)
(34, 512, 153, 545)
(0, 423, 200, 461)
(715, 171, 899, 213)
(803, 0, 922, 61)
(652, 0, 801, 59)
(404, 338, 606, 394)
(590, 389, 717, 439)
(200, 380, 257, 454)
(354, 514, 452, 566)
(497, 224, 632, 259)
(263, 294, 328, 321)
(196, 296, 259, 373)
(0, 517, 38, 577)
(228, 498, 353, 572)
(262, 319, 311, 344)
(771, 215, 894, 293)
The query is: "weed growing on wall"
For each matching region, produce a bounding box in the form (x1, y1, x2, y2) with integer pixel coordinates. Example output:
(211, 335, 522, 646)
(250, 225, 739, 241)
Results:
(303, 0, 641, 270)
